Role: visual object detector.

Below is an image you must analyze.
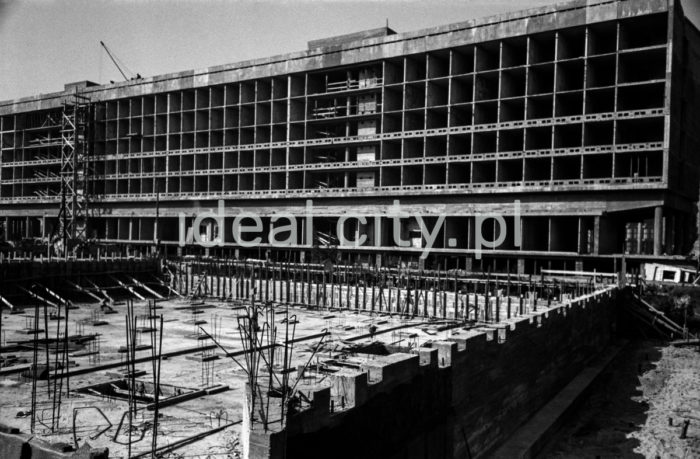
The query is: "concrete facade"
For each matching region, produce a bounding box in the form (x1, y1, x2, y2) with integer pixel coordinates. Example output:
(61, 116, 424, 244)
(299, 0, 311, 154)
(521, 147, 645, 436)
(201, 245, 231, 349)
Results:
(1, 0, 699, 272)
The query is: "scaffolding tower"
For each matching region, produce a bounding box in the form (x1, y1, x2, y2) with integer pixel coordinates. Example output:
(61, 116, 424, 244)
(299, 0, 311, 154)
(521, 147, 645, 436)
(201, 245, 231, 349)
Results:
(56, 93, 91, 257)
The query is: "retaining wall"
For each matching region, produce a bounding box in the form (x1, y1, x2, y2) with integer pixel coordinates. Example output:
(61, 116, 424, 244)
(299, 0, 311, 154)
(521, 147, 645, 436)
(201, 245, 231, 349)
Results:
(246, 288, 618, 459)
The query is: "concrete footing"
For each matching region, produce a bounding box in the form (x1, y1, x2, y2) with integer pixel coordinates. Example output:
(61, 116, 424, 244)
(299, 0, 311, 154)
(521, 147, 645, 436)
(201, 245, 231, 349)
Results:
(0, 423, 108, 459)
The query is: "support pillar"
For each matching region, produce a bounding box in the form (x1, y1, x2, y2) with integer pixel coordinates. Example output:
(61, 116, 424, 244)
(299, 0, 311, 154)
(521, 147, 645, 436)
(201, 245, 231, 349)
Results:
(637, 222, 643, 255)
(577, 217, 583, 254)
(464, 257, 473, 273)
(653, 206, 663, 256)
(593, 216, 600, 255)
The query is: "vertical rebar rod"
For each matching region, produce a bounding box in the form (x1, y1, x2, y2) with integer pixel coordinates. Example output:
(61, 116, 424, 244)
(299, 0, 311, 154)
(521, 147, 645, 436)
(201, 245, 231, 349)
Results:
(64, 300, 70, 396)
(43, 303, 50, 397)
(30, 302, 39, 433)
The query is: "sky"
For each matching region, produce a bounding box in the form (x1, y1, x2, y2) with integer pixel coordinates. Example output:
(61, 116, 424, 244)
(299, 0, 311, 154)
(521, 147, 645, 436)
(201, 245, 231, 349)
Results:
(0, 0, 698, 102)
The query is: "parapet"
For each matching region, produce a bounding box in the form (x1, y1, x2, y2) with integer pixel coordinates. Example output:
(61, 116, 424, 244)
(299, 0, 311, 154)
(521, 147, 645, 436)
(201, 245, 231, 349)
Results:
(308, 27, 396, 50)
(286, 286, 617, 429)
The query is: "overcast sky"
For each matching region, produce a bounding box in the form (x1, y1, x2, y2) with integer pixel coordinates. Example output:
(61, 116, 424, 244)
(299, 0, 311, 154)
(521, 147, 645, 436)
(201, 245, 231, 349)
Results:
(0, 0, 698, 102)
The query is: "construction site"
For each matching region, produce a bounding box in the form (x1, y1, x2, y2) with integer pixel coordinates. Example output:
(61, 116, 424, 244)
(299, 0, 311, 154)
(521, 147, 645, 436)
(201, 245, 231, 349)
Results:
(1, 0, 700, 457)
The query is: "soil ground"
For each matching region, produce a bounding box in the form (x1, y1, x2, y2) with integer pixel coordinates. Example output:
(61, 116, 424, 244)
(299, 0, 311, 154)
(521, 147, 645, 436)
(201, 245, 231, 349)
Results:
(542, 340, 700, 459)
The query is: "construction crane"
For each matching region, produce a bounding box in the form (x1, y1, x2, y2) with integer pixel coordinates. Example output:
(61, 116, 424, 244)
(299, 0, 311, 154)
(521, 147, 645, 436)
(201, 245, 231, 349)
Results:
(100, 41, 141, 82)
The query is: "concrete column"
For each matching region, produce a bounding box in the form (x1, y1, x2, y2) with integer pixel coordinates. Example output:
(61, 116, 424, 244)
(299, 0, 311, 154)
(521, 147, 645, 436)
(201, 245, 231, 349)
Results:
(344, 147, 350, 188)
(593, 216, 600, 255)
(577, 217, 583, 254)
(637, 222, 643, 255)
(465, 257, 473, 273)
(653, 206, 663, 255)
(205, 222, 212, 243)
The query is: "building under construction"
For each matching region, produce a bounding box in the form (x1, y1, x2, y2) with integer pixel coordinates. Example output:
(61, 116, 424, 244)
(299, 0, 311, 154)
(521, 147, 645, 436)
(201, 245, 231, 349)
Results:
(1, 1, 700, 459)
(1, 0, 700, 272)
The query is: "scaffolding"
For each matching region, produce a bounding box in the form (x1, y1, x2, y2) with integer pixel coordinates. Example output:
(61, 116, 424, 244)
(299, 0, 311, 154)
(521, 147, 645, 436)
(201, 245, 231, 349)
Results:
(56, 92, 92, 257)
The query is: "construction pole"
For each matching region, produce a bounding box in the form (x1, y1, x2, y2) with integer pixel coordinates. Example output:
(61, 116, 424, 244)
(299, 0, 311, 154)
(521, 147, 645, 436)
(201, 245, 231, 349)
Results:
(44, 303, 50, 397)
(292, 261, 297, 304)
(30, 302, 39, 434)
(126, 303, 133, 459)
(441, 269, 447, 318)
(64, 299, 70, 396)
(151, 314, 163, 456)
(343, 262, 349, 309)
(388, 277, 393, 314)
(378, 268, 384, 313)
(370, 266, 376, 313)
(453, 271, 458, 319)
(306, 263, 311, 306)
(485, 281, 490, 323)
(406, 269, 413, 316)
(362, 269, 367, 310)
(51, 299, 62, 432)
(354, 264, 359, 310)
(432, 275, 438, 318)
(265, 262, 270, 302)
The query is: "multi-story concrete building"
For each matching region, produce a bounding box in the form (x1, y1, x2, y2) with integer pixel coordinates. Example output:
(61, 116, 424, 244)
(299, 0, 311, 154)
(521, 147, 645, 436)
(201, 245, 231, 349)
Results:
(1, 0, 699, 273)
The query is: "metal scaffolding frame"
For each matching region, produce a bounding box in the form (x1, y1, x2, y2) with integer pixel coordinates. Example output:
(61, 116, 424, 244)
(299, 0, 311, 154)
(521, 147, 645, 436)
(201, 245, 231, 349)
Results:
(56, 92, 91, 257)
